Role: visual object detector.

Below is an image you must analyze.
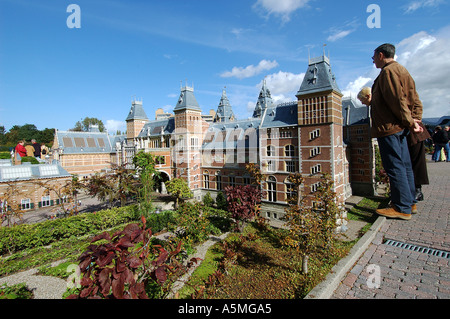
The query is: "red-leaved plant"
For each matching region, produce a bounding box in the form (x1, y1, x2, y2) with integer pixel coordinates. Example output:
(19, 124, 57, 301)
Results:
(67, 216, 192, 299)
(225, 185, 261, 232)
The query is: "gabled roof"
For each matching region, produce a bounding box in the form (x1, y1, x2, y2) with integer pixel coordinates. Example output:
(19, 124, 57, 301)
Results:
(126, 100, 149, 121)
(54, 130, 125, 154)
(297, 55, 341, 97)
(174, 86, 201, 112)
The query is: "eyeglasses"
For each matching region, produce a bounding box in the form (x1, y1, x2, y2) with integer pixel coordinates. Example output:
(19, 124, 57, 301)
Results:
(372, 52, 382, 60)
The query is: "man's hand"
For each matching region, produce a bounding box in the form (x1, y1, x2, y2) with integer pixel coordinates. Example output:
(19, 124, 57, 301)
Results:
(412, 119, 423, 133)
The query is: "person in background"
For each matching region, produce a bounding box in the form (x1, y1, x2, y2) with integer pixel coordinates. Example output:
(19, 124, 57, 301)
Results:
(25, 142, 35, 157)
(40, 143, 49, 160)
(432, 126, 449, 162)
(431, 126, 440, 161)
(32, 139, 41, 158)
(444, 126, 450, 161)
(15, 140, 27, 159)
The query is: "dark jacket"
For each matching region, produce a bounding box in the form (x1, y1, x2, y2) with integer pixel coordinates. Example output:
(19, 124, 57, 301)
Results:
(33, 142, 41, 157)
(433, 130, 449, 146)
(371, 61, 423, 138)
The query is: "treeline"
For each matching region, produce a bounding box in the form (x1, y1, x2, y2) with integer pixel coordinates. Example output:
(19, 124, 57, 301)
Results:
(0, 124, 55, 151)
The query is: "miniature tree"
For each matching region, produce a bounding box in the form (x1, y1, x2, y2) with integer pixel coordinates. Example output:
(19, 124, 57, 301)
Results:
(283, 173, 340, 274)
(165, 178, 193, 209)
(0, 182, 25, 227)
(133, 151, 163, 216)
(225, 184, 261, 232)
(84, 163, 139, 208)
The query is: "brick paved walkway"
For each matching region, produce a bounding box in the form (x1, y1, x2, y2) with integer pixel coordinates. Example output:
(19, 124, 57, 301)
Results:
(332, 156, 450, 299)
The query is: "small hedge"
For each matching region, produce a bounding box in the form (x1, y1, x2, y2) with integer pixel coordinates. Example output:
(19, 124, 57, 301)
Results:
(0, 205, 140, 255)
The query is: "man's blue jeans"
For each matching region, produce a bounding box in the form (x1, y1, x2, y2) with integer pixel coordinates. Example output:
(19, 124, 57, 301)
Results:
(377, 130, 416, 214)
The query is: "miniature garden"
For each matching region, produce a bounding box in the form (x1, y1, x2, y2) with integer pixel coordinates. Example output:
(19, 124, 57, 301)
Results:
(0, 152, 385, 299)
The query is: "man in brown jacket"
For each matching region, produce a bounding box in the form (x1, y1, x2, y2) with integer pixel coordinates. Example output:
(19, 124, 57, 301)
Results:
(370, 43, 423, 220)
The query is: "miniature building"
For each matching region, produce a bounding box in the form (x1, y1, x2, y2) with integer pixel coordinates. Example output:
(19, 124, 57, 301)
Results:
(46, 55, 375, 222)
(51, 125, 126, 178)
(121, 55, 371, 222)
(0, 160, 72, 213)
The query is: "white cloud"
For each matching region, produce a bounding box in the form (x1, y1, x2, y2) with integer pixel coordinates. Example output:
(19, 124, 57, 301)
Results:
(105, 119, 126, 134)
(396, 27, 450, 117)
(327, 30, 352, 42)
(253, 0, 310, 22)
(404, 0, 444, 13)
(341, 76, 373, 99)
(220, 60, 279, 79)
(343, 26, 450, 118)
(326, 19, 359, 42)
(257, 71, 305, 103)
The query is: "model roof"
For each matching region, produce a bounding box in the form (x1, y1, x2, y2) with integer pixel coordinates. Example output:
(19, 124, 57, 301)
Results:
(297, 55, 341, 97)
(126, 100, 149, 122)
(54, 130, 126, 154)
(174, 86, 201, 112)
(0, 162, 71, 183)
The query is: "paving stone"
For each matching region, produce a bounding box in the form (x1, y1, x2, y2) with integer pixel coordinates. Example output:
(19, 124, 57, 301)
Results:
(330, 157, 450, 299)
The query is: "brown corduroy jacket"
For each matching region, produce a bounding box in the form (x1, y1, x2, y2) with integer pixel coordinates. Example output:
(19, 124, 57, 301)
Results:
(370, 61, 423, 138)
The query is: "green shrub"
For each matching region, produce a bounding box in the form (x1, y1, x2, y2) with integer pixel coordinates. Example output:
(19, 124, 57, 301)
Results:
(215, 192, 227, 211)
(0, 283, 34, 299)
(145, 210, 177, 234)
(0, 205, 140, 255)
(21, 156, 39, 164)
(0, 152, 11, 159)
(202, 192, 214, 207)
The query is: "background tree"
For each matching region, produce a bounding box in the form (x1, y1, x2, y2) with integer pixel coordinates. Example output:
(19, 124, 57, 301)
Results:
(72, 117, 105, 132)
(0, 124, 55, 148)
(0, 126, 6, 145)
(165, 178, 192, 209)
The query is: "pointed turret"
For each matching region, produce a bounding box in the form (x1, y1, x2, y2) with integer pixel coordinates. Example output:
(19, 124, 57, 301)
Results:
(296, 55, 341, 97)
(126, 100, 149, 141)
(126, 100, 149, 121)
(214, 88, 235, 123)
(253, 80, 275, 118)
(296, 55, 343, 126)
(174, 85, 201, 112)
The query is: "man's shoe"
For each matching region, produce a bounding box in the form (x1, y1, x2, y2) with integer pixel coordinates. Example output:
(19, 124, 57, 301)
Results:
(376, 207, 411, 220)
(415, 188, 424, 201)
(411, 204, 418, 214)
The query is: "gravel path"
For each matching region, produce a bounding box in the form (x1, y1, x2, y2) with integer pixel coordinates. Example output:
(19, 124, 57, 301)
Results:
(0, 260, 68, 299)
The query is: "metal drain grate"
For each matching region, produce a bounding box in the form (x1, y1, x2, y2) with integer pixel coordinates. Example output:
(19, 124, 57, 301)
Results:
(384, 239, 450, 259)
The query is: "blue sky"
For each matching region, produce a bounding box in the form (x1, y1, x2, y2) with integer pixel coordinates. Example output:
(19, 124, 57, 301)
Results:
(1, 0, 449, 133)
